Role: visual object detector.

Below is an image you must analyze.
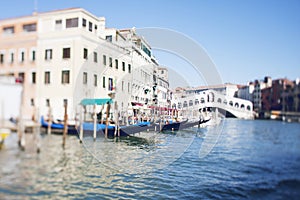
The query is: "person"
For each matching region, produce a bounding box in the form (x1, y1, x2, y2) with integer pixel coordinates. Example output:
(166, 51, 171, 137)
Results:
(97, 111, 102, 123)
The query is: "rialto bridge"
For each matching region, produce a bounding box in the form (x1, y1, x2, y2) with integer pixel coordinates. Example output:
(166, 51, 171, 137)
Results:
(175, 89, 254, 120)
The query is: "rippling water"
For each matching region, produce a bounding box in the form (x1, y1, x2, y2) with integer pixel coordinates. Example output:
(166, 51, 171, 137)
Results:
(1, 119, 300, 199)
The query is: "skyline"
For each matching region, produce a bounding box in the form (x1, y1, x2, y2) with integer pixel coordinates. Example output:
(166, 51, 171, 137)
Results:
(0, 0, 299, 87)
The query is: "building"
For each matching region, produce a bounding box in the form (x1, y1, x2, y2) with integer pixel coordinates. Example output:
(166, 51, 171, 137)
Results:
(237, 82, 254, 102)
(0, 13, 38, 119)
(252, 76, 272, 112)
(154, 67, 170, 109)
(0, 8, 160, 121)
(261, 78, 294, 112)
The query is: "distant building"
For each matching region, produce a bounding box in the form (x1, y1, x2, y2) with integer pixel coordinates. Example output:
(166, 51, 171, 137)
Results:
(154, 67, 170, 108)
(282, 79, 300, 112)
(261, 78, 294, 112)
(237, 82, 254, 102)
(252, 76, 272, 112)
(184, 83, 239, 97)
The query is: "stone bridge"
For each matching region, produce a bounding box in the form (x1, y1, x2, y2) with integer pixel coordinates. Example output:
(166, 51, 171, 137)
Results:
(176, 89, 254, 119)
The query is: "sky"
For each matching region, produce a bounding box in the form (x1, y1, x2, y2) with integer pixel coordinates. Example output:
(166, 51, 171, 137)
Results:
(0, 0, 299, 87)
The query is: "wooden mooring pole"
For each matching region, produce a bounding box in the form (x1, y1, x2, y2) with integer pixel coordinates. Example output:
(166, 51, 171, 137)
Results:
(79, 106, 83, 143)
(47, 106, 52, 135)
(93, 104, 97, 141)
(105, 102, 111, 138)
(62, 101, 68, 148)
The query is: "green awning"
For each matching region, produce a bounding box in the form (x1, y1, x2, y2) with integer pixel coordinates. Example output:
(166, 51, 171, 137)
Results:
(80, 98, 113, 106)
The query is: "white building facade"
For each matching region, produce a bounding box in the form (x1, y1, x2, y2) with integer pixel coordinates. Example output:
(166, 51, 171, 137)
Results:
(1, 8, 160, 121)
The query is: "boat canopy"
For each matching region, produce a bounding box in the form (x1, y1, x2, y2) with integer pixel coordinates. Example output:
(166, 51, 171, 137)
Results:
(80, 98, 113, 106)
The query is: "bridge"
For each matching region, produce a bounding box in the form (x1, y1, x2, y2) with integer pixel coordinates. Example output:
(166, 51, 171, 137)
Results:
(176, 89, 254, 119)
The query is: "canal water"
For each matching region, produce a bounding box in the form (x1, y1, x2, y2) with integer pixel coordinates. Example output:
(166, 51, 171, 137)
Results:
(0, 119, 300, 199)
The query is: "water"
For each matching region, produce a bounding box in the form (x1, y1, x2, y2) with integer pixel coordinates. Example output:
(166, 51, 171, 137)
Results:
(1, 119, 300, 199)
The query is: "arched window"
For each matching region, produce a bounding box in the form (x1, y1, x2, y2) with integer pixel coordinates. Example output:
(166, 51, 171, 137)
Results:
(200, 97, 205, 103)
(183, 101, 188, 108)
(217, 98, 222, 103)
(229, 101, 233, 106)
(223, 100, 227, 105)
(195, 99, 199, 105)
(189, 100, 193, 106)
(178, 102, 182, 109)
(235, 102, 239, 108)
(208, 92, 215, 102)
(241, 104, 245, 109)
(247, 105, 251, 111)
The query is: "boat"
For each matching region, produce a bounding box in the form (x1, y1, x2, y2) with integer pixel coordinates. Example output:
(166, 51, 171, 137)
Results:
(81, 121, 152, 138)
(159, 118, 210, 132)
(0, 128, 11, 147)
(40, 116, 78, 135)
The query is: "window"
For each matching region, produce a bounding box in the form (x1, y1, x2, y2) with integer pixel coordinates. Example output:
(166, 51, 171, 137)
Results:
(20, 51, 25, 62)
(108, 78, 113, 91)
(82, 18, 86, 27)
(31, 50, 36, 61)
(83, 72, 87, 84)
(61, 70, 70, 84)
(32, 72, 36, 84)
(122, 81, 124, 91)
(89, 22, 92, 32)
(183, 101, 188, 108)
(109, 57, 112, 67)
(45, 49, 52, 60)
(46, 99, 50, 107)
(103, 55, 106, 66)
(45, 72, 50, 84)
(63, 48, 70, 59)
(10, 52, 14, 63)
(23, 23, 36, 32)
(83, 48, 88, 59)
(128, 82, 130, 93)
(63, 99, 68, 106)
(122, 62, 125, 71)
(94, 25, 97, 31)
(106, 35, 112, 42)
(55, 20, 62, 30)
(0, 54, 4, 64)
(30, 98, 35, 106)
(102, 76, 105, 88)
(128, 64, 131, 73)
(18, 73, 25, 83)
(3, 26, 14, 35)
(94, 74, 97, 86)
(115, 59, 118, 69)
(66, 18, 78, 28)
(93, 52, 97, 63)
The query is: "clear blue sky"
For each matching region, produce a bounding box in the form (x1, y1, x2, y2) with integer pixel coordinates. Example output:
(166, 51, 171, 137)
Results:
(1, 0, 299, 86)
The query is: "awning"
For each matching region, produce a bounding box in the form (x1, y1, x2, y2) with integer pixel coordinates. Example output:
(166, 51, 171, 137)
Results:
(80, 98, 113, 106)
(131, 102, 143, 106)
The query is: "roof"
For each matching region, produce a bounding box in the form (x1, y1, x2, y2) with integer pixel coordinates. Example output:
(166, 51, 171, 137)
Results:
(80, 98, 113, 106)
